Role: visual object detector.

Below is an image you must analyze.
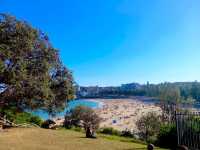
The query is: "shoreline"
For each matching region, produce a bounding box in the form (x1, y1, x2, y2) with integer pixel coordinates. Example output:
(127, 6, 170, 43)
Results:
(54, 98, 162, 131)
(81, 99, 105, 108)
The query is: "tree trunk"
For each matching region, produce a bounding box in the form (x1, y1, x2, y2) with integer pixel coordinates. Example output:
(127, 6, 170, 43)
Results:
(0, 124, 3, 131)
(86, 127, 95, 138)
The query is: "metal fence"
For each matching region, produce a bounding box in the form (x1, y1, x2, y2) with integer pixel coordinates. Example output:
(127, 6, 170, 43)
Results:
(176, 111, 200, 150)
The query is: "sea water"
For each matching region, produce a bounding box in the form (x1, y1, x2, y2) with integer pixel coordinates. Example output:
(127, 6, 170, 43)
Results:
(32, 99, 101, 120)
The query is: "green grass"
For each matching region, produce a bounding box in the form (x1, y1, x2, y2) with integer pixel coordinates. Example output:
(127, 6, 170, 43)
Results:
(0, 128, 167, 150)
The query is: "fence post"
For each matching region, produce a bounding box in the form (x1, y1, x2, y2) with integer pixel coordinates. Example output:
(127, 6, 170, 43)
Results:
(175, 111, 180, 146)
(176, 111, 200, 149)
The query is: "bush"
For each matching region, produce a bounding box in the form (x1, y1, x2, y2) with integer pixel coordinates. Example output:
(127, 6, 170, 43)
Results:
(71, 126, 83, 132)
(188, 116, 200, 133)
(41, 119, 56, 129)
(99, 127, 121, 136)
(14, 112, 33, 124)
(136, 112, 162, 142)
(147, 136, 157, 144)
(0, 108, 43, 126)
(29, 116, 43, 126)
(13, 112, 43, 126)
(155, 124, 177, 149)
(63, 115, 80, 129)
(121, 130, 134, 138)
(64, 106, 101, 138)
(0, 107, 18, 122)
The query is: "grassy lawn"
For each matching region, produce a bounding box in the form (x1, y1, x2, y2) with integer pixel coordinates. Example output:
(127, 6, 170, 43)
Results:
(0, 128, 167, 150)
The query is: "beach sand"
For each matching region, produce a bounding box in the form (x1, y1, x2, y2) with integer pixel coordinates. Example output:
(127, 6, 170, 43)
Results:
(93, 98, 162, 131)
(53, 98, 162, 131)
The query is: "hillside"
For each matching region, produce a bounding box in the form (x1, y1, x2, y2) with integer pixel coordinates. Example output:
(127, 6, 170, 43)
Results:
(0, 128, 166, 150)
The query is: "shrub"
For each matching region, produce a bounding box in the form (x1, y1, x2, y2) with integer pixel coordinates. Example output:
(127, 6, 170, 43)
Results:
(155, 124, 177, 149)
(41, 119, 56, 129)
(71, 126, 83, 132)
(99, 127, 121, 136)
(13, 112, 43, 126)
(0, 108, 43, 126)
(136, 112, 162, 142)
(63, 115, 80, 129)
(147, 136, 157, 144)
(121, 130, 134, 138)
(64, 106, 101, 138)
(188, 116, 200, 133)
(14, 112, 33, 124)
(29, 116, 43, 126)
(0, 107, 18, 122)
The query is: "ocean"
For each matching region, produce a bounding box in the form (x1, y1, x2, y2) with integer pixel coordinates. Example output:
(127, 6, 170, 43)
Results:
(32, 99, 101, 120)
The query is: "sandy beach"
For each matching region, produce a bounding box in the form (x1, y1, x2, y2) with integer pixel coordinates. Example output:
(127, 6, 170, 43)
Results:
(53, 98, 162, 131)
(93, 98, 162, 131)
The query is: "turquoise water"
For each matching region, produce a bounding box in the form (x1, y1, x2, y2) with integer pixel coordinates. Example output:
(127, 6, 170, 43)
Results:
(32, 99, 100, 120)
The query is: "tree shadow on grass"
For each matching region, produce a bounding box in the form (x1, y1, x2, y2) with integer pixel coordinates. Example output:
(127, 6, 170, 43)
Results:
(123, 148, 146, 150)
(78, 136, 98, 140)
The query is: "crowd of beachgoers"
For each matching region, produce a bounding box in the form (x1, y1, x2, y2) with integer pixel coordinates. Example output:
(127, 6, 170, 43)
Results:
(53, 98, 162, 131)
(93, 99, 162, 131)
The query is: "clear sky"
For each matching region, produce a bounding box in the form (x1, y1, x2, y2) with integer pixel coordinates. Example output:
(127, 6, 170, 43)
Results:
(1, 0, 200, 86)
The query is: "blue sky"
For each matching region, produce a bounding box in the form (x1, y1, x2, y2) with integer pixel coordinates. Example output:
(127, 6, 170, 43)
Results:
(1, 0, 200, 86)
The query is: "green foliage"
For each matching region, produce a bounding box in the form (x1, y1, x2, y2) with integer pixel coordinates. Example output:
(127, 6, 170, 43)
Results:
(179, 115, 200, 136)
(98, 127, 121, 136)
(0, 107, 16, 122)
(155, 124, 177, 149)
(69, 106, 101, 130)
(82, 82, 200, 104)
(71, 126, 83, 132)
(136, 112, 162, 142)
(159, 83, 181, 104)
(29, 116, 43, 126)
(63, 114, 80, 129)
(0, 107, 43, 126)
(0, 13, 74, 117)
(64, 106, 101, 138)
(121, 130, 135, 138)
(14, 112, 43, 126)
(14, 112, 33, 124)
(191, 116, 200, 133)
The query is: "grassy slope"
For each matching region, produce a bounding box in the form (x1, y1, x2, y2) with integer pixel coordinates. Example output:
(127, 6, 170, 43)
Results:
(0, 128, 166, 150)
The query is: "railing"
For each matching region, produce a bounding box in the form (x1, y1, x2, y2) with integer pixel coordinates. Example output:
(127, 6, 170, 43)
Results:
(176, 111, 200, 150)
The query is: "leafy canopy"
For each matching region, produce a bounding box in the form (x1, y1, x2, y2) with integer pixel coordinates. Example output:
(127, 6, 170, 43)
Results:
(65, 106, 101, 138)
(136, 112, 162, 142)
(0, 13, 74, 116)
